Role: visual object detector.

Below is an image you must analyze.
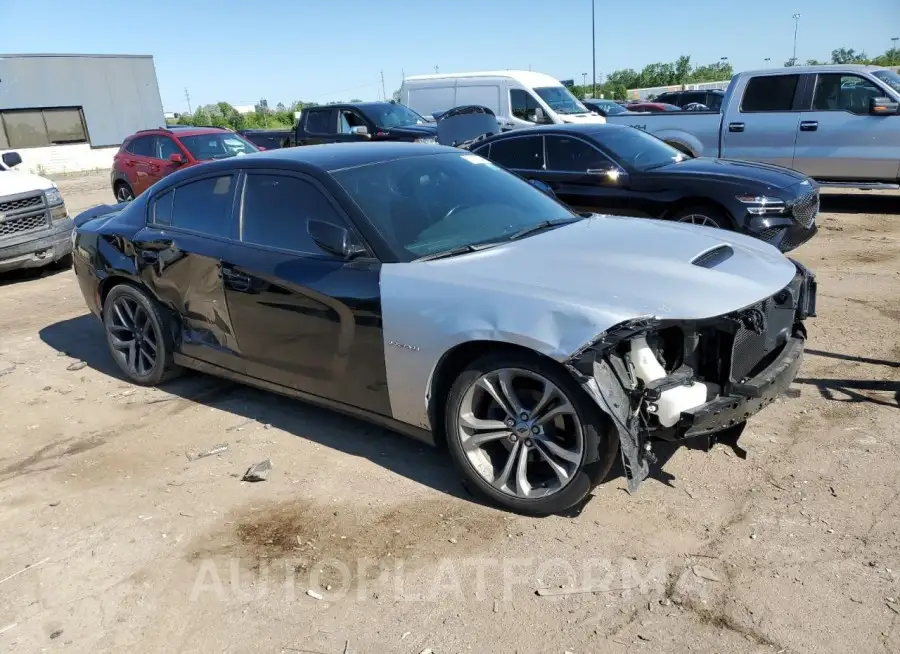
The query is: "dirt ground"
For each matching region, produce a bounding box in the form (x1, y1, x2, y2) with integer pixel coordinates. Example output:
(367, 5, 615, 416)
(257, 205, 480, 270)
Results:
(0, 172, 898, 654)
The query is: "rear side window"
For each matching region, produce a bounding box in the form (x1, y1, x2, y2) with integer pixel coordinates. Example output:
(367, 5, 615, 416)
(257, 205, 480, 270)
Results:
(488, 136, 544, 170)
(740, 75, 800, 112)
(127, 135, 155, 157)
(166, 175, 236, 237)
(153, 191, 174, 225)
(305, 109, 335, 134)
(241, 174, 345, 255)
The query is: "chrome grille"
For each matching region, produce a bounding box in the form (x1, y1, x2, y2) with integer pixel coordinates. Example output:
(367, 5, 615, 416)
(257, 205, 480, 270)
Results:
(0, 195, 43, 213)
(0, 192, 50, 239)
(791, 190, 818, 229)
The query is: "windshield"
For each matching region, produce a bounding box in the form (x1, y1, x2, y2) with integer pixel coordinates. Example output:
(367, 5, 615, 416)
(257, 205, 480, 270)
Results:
(360, 104, 427, 128)
(872, 70, 900, 95)
(600, 102, 628, 115)
(600, 127, 688, 171)
(179, 133, 258, 160)
(331, 152, 577, 261)
(534, 86, 589, 115)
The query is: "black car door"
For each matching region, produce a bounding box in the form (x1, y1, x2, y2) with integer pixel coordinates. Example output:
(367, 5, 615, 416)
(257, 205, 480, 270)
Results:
(136, 172, 244, 372)
(539, 135, 634, 216)
(221, 170, 389, 416)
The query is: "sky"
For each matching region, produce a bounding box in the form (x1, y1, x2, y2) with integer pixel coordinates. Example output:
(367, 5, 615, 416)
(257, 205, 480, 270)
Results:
(1, 0, 898, 112)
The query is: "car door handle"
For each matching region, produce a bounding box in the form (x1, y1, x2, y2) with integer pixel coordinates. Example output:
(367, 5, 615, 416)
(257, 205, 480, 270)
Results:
(800, 121, 818, 132)
(220, 264, 251, 292)
(728, 122, 745, 132)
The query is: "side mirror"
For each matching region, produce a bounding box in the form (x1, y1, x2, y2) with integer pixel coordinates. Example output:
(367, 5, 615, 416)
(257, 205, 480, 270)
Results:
(169, 153, 185, 164)
(2, 151, 23, 168)
(870, 97, 899, 115)
(308, 219, 367, 259)
(527, 178, 555, 197)
(349, 125, 369, 137)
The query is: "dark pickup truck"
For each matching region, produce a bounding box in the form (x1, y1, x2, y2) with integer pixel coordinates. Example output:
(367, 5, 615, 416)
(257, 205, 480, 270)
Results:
(294, 102, 438, 146)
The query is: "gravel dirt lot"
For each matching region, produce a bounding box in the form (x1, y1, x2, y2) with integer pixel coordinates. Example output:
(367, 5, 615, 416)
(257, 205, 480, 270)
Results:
(1, 172, 898, 653)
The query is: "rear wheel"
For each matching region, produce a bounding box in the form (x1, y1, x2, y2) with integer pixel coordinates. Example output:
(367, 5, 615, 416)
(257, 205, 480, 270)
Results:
(672, 205, 734, 230)
(114, 182, 134, 202)
(444, 351, 618, 516)
(102, 284, 181, 385)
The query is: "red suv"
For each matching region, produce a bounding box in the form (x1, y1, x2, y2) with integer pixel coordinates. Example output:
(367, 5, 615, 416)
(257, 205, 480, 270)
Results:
(111, 126, 259, 201)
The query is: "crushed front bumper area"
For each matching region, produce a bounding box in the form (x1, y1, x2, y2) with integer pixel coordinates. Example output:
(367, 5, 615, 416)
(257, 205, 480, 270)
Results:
(567, 261, 816, 493)
(680, 335, 804, 438)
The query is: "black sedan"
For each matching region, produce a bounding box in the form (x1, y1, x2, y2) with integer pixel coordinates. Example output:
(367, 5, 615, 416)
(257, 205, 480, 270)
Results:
(466, 124, 819, 252)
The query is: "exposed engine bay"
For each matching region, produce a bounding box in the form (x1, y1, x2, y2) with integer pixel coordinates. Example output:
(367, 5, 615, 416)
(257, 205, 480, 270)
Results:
(566, 260, 817, 491)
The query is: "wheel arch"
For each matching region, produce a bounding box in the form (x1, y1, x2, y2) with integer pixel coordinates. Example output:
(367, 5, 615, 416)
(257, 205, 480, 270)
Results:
(426, 339, 572, 447)
(660, 197, 737, 228)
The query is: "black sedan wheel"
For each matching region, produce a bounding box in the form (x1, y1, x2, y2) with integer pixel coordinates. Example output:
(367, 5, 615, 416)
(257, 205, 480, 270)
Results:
(672, 205, 733, 230)
(103, 284, 180, 385)
(445, 351, 618, 516)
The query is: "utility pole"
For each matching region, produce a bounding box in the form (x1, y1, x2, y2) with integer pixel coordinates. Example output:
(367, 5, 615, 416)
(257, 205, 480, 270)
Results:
(184, 88, 192, 115)
(380, 69, 386, 101)
(791, 13, 801, 64)
(582, 72, 587, 89)
(892, 37, 899, 52)
(764, 57, 771, 67)
(434, 65, 439, 74)
(591, 0, 597, 99)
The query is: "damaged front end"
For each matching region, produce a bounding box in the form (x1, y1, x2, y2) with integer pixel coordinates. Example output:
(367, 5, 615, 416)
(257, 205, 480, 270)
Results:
(565, 260, 817, 492)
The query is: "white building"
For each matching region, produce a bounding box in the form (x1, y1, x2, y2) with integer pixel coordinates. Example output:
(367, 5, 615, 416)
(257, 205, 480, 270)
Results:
(0, 53, 165, 175)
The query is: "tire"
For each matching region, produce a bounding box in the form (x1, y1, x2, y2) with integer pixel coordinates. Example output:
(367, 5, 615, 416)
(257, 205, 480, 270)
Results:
(52, 253, 73, 270)
(671, 205, 734, 230)
(114, 182, 135, 203)
(102, 284, 181, 385)
(444, 351, 619, 516)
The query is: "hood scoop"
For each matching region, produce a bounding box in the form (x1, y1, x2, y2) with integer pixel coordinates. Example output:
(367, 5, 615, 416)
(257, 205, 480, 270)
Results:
(691, 244, 734, 269)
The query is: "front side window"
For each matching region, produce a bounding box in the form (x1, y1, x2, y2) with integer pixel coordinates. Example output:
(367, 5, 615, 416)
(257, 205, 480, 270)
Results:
(741, 75, 800, 112)
(127, 135, 156, 157)
(178, 133, 257, 161)
(533, 86, 588, 115)
(167, 175, 236, 237)
(305, 109, 335, 134)
(241, 174, 345, 255)
(157, 136, 182, 160)
(330, 151, 577, 261)
(812, 74, 885, 114)
(597, 127, 687, 171)
(339, 110, 368, 134)
(510, 89, 545, 122)
(545, 136, 609, 172)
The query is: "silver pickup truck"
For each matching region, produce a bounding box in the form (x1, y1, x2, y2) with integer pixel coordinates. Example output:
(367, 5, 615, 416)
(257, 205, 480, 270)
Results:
(607, 65, 900, 189)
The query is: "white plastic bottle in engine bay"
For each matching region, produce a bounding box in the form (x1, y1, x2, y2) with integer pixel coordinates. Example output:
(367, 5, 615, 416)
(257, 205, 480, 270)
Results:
(629, 336, 708, 428)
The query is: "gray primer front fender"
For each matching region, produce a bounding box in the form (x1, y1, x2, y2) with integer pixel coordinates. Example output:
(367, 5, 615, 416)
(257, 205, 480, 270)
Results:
(379, 262, 636, 431)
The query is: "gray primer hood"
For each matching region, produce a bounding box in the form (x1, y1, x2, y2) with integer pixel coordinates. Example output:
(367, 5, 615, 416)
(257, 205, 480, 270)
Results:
(380, 214, 797, 429)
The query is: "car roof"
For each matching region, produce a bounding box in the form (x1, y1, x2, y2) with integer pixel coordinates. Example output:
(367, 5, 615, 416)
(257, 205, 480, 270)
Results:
(480, 123, 632, 140)
(129, 127, 233, 139)
(404, 70, 562, 88)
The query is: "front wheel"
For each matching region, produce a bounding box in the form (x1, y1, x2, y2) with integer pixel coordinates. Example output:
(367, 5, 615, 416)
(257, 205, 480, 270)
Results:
(444, 352, 618, 516)
(114, 182, 135, 203)
(671, 205, 733, 230)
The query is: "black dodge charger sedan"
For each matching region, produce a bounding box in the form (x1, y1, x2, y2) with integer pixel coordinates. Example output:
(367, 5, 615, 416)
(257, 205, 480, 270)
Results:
(466, 124, 819, 252)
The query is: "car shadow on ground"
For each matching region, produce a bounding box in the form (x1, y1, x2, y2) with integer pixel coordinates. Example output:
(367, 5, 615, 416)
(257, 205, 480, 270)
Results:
(39, 313, 714, 517)
(0, 265, 70, 288)
(38, 314, 488, 508)
(819, 193, 899, 215)
(796, 348, 900, 408)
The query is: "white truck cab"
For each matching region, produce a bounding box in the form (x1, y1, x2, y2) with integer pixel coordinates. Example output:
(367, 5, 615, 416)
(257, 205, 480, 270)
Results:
(400, 70, 606, 131)
(0, 151, 73, 273)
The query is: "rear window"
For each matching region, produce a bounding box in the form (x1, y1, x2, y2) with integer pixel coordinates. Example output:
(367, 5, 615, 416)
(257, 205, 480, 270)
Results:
(741, 75, 800, 112)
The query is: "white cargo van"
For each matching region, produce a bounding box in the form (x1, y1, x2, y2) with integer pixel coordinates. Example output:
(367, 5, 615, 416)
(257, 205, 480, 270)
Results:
(400, 70, 606, 130)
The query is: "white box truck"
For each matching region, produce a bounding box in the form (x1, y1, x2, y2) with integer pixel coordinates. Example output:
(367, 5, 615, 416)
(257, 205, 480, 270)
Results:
(400, 70, 606, 131)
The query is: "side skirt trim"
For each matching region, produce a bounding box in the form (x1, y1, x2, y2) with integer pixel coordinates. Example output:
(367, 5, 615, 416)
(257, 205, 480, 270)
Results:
(173, 353, 436, 446)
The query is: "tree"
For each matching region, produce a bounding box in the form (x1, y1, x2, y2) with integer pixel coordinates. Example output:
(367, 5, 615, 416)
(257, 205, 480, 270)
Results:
(805, 59, 827, 66)
(831, 48, 868, 64)
(870, 48, 900, 66)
